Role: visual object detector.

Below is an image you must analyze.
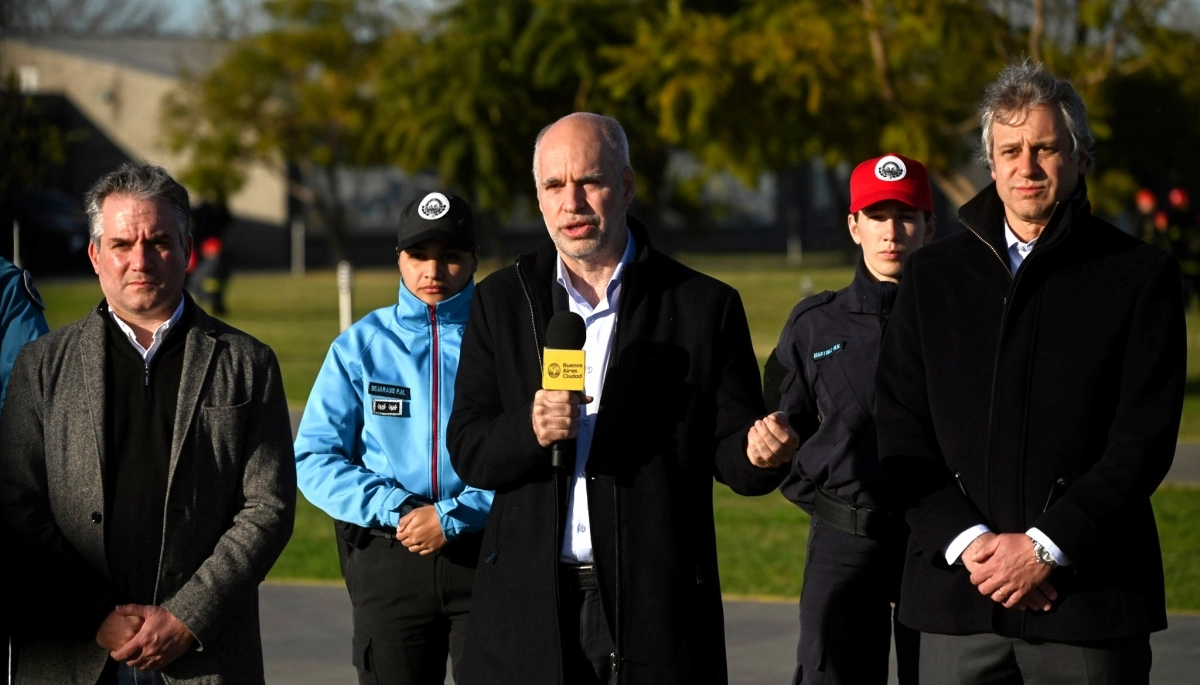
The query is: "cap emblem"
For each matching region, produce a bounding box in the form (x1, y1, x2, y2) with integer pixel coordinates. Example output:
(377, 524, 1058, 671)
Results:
(418, 192, 451, 220)
(875, 156, 907, 181)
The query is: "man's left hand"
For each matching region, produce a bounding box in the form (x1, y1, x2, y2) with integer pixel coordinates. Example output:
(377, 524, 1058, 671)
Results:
(109, 604, 195, 671)
(746, 411, 800, 468)
(968, 533, 1057, 610)
(397, 505, 447, 556)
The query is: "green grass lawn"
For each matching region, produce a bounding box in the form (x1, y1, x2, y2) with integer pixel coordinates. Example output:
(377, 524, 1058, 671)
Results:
(34, 257, 1200, 609)
(271, 484, 1200, 610)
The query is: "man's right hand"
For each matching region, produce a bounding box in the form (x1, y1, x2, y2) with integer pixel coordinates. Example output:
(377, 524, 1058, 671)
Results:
(965, 531, 1057, 611)
(532, 390, 592, 448)
(95, 609, 144, 652)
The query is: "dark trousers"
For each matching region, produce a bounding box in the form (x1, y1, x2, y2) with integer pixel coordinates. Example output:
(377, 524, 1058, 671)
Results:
(919, 631, 1152, 685)
(558, 564, 615, 685)
(344, 532, 479, 685)
(794, 517, 919, 685)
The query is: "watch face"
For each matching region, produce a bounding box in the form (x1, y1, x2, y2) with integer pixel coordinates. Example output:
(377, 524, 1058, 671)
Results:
(1035, 542, 1056, 566)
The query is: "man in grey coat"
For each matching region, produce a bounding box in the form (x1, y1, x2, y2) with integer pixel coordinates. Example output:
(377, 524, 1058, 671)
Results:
(0, 163, 295, 685)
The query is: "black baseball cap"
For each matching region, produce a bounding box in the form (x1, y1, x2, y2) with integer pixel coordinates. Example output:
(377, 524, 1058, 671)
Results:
(397, 192, 476, 252)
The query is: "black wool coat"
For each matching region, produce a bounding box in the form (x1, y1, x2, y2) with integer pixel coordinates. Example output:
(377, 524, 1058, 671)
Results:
(877, 179, 1185, 641)
(447, 218, 787, 685)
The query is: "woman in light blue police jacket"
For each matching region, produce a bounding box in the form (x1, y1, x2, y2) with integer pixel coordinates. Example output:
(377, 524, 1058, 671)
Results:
(295, 192, 492, 685)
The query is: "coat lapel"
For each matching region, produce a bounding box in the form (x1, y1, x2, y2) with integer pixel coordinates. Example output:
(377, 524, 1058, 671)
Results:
(170, 309, 217, 482)
(80, 308, 110, 478)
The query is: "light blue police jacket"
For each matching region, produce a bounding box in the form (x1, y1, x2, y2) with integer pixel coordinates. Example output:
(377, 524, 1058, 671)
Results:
(0, 257, 49, 410)
(294, 279, 492, 539)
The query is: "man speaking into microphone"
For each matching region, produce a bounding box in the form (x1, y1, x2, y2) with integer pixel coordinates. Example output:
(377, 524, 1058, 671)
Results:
(448, 112, 798, 685)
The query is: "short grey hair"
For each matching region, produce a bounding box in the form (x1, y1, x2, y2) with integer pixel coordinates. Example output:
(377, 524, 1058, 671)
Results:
(532, 112, 631, 184)
(978, 63, 1094, 173)
(84, 163, 191, 246)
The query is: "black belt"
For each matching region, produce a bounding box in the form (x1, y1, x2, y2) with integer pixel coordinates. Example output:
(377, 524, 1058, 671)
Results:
(336, 520, 397, 550)
(560, 563, 599, 591)
(814, 487, 896, 540)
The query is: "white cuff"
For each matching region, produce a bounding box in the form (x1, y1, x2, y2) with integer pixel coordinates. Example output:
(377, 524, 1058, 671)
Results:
(1026, 527, 1072, 566)
(944, 524, 992, 565)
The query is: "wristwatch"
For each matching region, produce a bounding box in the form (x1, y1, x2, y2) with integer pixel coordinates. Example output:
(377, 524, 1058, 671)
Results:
(1031, 539, 1058, 568)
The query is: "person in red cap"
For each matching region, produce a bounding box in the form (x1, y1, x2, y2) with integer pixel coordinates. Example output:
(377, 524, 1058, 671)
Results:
(761, 152, 935, 685)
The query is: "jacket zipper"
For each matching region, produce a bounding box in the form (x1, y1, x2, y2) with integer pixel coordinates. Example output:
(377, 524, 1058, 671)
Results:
(516, 256, 544, 370)
(610, 310, 622, 684)
(517, 256, 567, 681)
(429, 304, 440, 499)
(959, 204, 1059, 522)
(961, 216, 1013, 515)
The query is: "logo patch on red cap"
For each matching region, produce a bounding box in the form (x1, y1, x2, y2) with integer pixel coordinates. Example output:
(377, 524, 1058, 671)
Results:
(875, 156, 907, 181)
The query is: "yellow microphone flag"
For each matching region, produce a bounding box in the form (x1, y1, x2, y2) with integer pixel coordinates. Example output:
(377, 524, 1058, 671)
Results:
(542, 348, 586, 391)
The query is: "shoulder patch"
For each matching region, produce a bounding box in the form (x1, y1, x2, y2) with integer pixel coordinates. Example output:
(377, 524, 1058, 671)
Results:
(22, 270, 45, 311)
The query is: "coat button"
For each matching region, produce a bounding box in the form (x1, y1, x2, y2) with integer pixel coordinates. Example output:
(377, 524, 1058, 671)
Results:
(91, 511, 103, 524)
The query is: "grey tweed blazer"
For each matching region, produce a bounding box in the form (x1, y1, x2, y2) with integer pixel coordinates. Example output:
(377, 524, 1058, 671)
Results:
(0, 301, 296, 685)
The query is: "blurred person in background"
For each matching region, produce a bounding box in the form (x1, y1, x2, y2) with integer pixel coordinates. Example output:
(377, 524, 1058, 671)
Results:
(763, 153, 935, 685)
(1133, 188, 1158, 245)
(187, 199, 233, 315)
(294, 191, 492, 685)
(877, 63, 1183, 685)
(0, 163, 295, 685)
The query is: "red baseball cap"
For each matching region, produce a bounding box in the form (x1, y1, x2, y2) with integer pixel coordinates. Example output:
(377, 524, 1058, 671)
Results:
(849, 153, 933, 214)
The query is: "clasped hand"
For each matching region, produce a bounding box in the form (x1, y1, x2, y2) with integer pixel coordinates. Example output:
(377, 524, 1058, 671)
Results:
(397, 504, 447, 555)
(95, 604, 194, 671)
(964, 532, 1057, 611)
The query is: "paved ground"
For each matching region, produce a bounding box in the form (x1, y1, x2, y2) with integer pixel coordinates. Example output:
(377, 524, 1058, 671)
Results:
(276, 413, 1199, 682)
(1168, 442, 1200, 483)
(261, 583, 1200, 684)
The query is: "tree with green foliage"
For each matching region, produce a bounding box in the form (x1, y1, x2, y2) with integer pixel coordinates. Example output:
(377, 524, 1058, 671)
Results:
(162, 0, 398, 262)
(370, 0, 674, 237)
(604, 0, 1200, 214)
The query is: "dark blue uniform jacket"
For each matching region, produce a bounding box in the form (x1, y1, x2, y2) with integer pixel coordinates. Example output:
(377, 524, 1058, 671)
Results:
(766, 259, 898, 512)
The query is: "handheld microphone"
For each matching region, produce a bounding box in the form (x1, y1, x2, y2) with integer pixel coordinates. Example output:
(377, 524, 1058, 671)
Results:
(543, 311, 587, 470)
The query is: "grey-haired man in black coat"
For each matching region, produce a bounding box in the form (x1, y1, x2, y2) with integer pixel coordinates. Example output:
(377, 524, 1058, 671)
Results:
(877, 64, 1184, 684)
(448, 112, 798, 685)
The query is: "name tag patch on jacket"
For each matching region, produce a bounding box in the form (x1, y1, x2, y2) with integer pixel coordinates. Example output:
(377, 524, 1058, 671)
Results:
(368, 382, 411, 400)
(372, 399, 411, 417)
(813, 342, 846, 361)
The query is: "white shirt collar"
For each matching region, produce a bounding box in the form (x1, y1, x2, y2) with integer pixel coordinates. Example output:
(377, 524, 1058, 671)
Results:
(108, 296, 187, 363)
(555, 227, 636, 314)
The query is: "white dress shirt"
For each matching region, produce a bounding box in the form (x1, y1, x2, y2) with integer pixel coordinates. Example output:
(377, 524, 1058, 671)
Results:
(108, 297, 187, 365)
(557, 229, 636, 564)
(942, 221, 1069, 566)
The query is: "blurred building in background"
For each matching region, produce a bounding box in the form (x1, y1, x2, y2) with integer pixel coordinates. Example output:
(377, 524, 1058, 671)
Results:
(0, 35, 291, 270)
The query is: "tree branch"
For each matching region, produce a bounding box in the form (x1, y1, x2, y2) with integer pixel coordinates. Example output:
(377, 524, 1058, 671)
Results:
(1029, 0, 1044, 62)
(860, 0, 895, 106)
